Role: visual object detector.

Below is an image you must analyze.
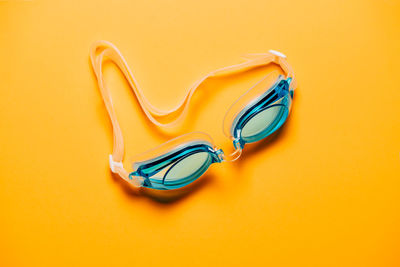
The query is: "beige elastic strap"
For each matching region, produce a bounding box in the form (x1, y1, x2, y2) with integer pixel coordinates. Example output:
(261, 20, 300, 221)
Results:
(89, 40, 296, 185)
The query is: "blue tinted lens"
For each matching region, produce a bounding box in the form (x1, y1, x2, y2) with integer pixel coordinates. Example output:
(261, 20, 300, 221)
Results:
(164, 152, 212, 186)
(241, 104, 288, 143)
(130, 143, 222, 190)
(231, 78, 292, 147)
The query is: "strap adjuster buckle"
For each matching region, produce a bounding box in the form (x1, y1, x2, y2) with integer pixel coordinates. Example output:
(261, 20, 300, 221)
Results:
(269, 50, 287, 59)
(109, 154, 123, 173)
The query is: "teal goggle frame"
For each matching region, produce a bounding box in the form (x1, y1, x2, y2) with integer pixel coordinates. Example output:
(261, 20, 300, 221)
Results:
(90, 41, 296, 191)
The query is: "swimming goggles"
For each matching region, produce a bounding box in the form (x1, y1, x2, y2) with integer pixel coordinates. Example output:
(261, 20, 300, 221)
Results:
(90, 41, 296, 190)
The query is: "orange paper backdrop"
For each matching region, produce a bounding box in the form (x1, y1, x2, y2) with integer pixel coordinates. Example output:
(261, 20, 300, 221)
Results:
(0, 1, 399, 266)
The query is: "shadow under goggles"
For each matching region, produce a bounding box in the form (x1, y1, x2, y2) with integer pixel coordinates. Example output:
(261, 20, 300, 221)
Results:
(90, 41, 297, 190)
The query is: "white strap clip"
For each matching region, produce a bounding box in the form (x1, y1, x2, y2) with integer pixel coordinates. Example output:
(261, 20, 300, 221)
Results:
(109, 154, 123, 173)
(269, 50, 287, 59)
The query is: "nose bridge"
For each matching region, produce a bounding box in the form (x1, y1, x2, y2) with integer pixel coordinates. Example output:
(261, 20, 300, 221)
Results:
(218, 140, 243, 162)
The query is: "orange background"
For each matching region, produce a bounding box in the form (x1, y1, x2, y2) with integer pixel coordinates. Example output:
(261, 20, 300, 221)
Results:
(1, 1, 399, 266)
